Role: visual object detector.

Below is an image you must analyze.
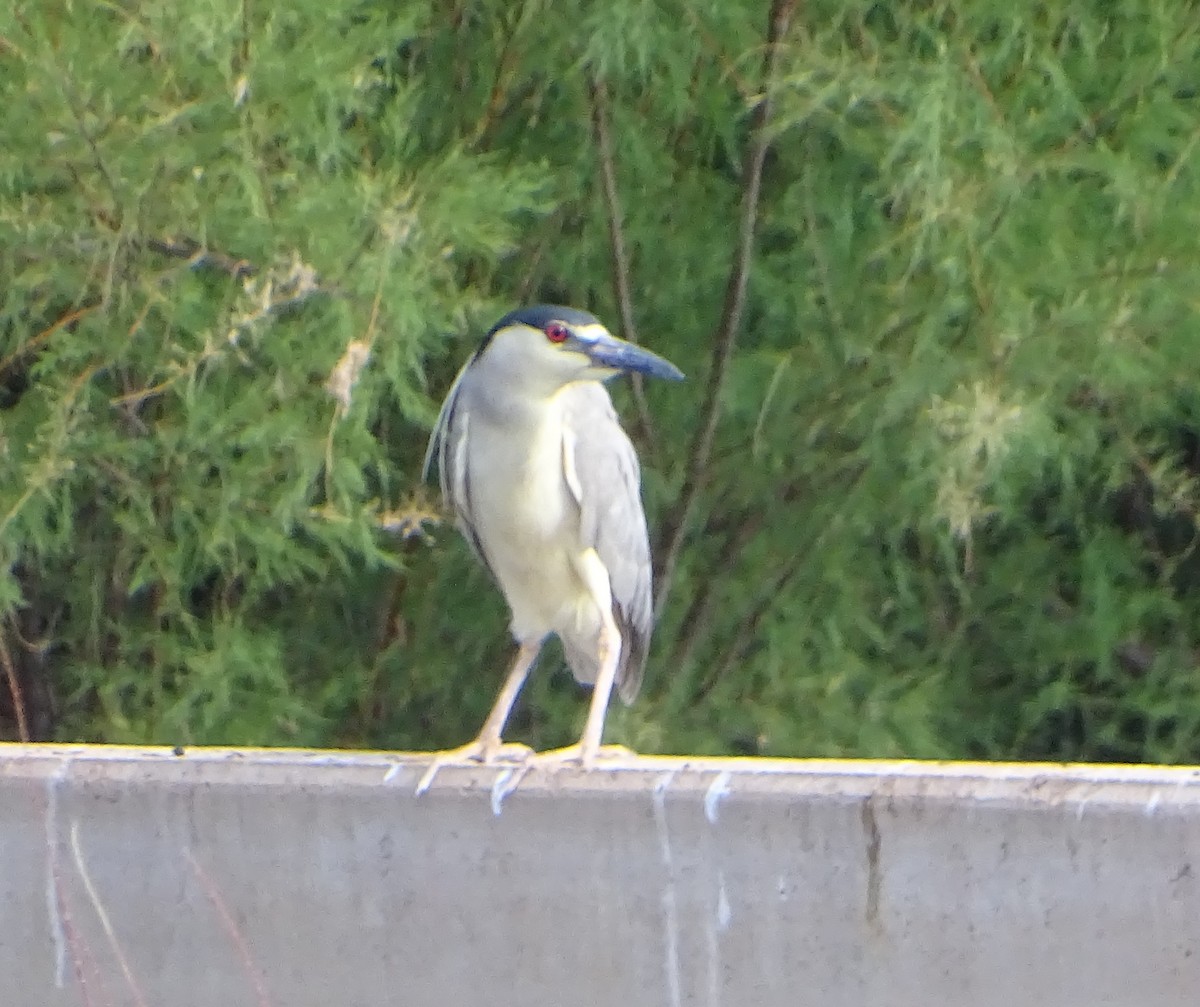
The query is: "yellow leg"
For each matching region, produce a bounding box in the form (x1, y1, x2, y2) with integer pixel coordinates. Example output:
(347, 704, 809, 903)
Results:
(533, 619, 635, 769)
(471, 636, 542, 757)
(416, 639, 541, 793)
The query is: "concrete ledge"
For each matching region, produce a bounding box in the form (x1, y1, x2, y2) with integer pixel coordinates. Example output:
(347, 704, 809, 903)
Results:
(2, 745, 1198, 1006)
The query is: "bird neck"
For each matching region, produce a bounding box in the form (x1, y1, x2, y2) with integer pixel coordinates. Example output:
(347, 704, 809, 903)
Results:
(470, 377, 566, 432)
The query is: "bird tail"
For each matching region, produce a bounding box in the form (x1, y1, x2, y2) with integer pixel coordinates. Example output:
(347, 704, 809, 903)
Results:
(615, 621, 647, 705)
(560, 620, 647, 705)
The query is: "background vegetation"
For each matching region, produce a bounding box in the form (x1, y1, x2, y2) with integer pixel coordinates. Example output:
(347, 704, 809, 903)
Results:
(4, 0, 1200, 763)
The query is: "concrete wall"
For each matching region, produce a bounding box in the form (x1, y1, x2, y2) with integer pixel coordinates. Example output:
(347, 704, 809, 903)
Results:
(1, 745, 1197, 1006)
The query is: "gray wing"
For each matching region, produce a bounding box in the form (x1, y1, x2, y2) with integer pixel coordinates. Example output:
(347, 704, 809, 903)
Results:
(422, 358, 493, 573)
(561, 384, 654, 704)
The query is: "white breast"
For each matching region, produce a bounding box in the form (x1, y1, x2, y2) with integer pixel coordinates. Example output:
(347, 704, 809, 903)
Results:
(465, 395, 589, 641)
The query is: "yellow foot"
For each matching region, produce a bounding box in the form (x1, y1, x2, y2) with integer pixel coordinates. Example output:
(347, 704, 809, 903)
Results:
(530, 743, 637, 771)
(414, 740, 533, 795)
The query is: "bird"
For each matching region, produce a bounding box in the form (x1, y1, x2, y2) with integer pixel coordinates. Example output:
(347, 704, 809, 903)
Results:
(422, 304, 683, 768)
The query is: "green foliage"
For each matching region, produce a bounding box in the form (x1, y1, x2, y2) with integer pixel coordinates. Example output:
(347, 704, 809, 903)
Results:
(3, 0, 1200, 764)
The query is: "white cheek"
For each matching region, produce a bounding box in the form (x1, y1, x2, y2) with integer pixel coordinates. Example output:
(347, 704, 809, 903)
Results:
(483, 325, 590, 389)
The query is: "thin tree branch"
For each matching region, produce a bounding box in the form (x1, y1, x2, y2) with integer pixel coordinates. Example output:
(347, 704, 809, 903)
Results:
(687, 456, 870, 706)
(90, 205, 260, 280)
(669, 480, 806, 671)
(587, 72, 655, 445)
(653, 0, 796, 618)
(142, 235, 257, 279)
(0, 626, 29, 742)
(469, 1, 535, 149)
(669, 507, 768, 672)
(515, 208, 565, 303)
(681, 7, 755, 104)
(693, 550, 807, 707)
(0, 303, 99, 378)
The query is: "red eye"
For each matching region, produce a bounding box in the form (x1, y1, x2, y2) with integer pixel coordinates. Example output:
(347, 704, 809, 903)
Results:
(545, 322, 570, 344)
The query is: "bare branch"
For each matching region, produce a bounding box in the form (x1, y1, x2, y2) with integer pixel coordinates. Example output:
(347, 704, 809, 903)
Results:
(143, 235, 257, 279)
(587, 72, 655, 445)
(515, 208, 564, 303)
(694, 549, 807, 706)
(0, 303, 99, 378)
(668, 507, 767, 672)
(681, 458, 870, 705)
(468, 0, 538, 149)
(89, 208, 259, 280)
(0, 626, 29, 742)
(668, 480, 807, 671)
(653, 0, 797, 618)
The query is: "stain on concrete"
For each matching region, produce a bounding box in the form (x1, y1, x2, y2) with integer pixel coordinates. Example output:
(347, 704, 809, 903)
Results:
(862, 795, 882, 932)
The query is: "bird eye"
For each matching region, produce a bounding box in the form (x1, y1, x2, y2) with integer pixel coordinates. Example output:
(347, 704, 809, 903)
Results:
(545, 322, 570, 344)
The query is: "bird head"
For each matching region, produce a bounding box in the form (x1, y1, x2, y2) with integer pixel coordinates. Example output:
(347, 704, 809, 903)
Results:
(475, 305, 684, 394)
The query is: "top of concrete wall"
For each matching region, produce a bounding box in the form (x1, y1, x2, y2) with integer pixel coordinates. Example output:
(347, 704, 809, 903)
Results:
(2, 744, 1198, 1007)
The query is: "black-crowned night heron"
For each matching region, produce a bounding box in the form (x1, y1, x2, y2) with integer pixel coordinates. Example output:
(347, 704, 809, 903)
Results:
(423, 305, 683, 767)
